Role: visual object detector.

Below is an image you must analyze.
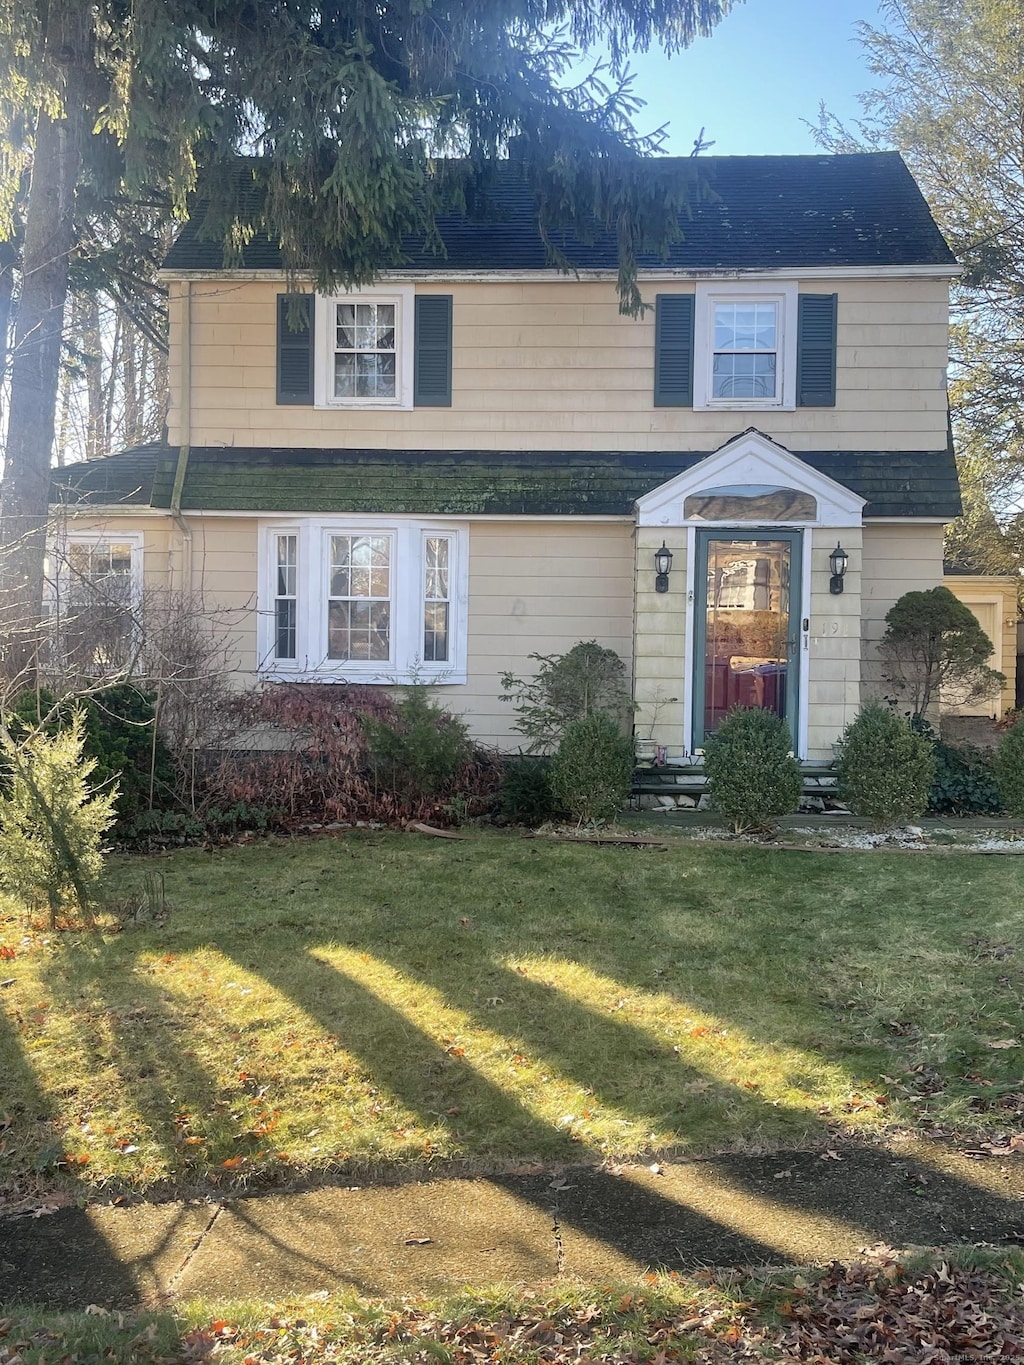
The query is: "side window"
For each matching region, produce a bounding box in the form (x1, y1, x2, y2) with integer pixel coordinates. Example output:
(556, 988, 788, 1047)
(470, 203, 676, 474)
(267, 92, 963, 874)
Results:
(49, 534, 142, 672)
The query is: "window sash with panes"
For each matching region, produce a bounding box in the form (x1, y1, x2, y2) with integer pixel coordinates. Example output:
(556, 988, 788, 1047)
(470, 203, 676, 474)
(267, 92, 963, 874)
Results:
(274, 534, 298, 660)
(712, 301, 779, 401)
(423, 535, 451, 663)
(333, 302, 396, 400)
(327, 534, 392, 662)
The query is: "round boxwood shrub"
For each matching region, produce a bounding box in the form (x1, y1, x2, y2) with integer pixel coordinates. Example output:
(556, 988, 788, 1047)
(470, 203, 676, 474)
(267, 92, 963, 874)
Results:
(550, 714, 634, 825)
(835, 701, 935, 829)
(702, 706, 801, 835)
(994, 718, 1024, 819)
(500, 755, 556, 826)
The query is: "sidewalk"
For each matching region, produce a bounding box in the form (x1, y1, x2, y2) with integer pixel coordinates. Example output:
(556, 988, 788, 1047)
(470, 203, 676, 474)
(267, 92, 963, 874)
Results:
(2, 1139, 1022, 1309)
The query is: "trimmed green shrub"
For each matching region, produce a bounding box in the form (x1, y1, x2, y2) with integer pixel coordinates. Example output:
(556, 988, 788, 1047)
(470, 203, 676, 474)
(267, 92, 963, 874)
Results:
(0, 709, 118, 926)
(550, 714, 634, 825)
(501, 641, 634, 752)
(500, 755, 556, 826)
(928, 739, 1002, 816)
(362, 685, 475, 806)
(879, 586, 1004, 717)
(702, 707, 801, 835)
(994, 718, 1024, 818)
(836, 701, 935, 829)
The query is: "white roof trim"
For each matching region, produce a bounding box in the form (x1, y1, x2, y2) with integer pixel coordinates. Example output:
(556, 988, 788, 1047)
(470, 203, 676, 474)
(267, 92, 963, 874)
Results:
(159, 263, 961, 284)
(635, 429, 866, 530)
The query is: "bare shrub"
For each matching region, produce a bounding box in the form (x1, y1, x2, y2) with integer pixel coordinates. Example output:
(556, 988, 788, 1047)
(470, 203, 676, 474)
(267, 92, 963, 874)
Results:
(136, 589, 245, 810)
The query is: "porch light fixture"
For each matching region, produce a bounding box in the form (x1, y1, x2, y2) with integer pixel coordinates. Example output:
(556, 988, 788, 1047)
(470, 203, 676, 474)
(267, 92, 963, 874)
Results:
(829, 542, 849, 595)
(654, 541, 673, 594)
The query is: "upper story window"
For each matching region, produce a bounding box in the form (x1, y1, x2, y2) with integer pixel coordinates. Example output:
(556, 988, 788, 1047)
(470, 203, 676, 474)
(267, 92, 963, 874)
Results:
(315, 288, 414, 409)
(332, 302, 397, 400)
(258, 518, 467, 685)
(695, 283, 798, 410)
(712, 301, 779, 401)
(655, 285, 839, 410)
(279, 289, 452, 409)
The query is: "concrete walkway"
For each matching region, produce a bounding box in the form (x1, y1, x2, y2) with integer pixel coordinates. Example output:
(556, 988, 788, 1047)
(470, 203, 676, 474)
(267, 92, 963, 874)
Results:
(2, 1140, 1022, 1309)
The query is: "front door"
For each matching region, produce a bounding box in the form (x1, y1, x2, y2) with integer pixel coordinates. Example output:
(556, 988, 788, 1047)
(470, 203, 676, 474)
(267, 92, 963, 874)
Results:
(692, 531, 802, 748)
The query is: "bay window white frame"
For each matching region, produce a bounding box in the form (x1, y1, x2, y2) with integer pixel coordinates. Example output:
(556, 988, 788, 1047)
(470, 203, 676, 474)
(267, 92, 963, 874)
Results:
(257, 517, 468, 684)
(313, 286, 415, 410)
(693, 281, 798, 411)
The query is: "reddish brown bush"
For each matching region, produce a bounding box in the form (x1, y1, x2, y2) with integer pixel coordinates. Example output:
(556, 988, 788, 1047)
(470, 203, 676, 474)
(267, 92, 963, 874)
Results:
(204, 683, 500, 827)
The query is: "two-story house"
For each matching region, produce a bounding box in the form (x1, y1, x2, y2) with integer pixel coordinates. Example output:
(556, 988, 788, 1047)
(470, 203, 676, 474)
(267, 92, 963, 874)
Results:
(53, 152, 961, 761)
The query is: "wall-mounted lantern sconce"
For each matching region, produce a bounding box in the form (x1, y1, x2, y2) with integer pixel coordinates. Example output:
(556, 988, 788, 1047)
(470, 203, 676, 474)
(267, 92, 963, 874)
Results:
(654, 542, 673, 594)
(829, 542, 849, 595)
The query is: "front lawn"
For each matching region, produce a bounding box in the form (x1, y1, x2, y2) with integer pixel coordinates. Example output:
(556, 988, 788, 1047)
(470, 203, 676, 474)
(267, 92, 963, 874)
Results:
(1, 831, 1022, 1199)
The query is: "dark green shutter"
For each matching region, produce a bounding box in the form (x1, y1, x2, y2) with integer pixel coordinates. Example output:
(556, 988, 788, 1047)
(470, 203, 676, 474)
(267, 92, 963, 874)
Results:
(654, 294, 695, 407)
(796, 293, 837, 407)
(414, 295, 453, 406)
(276, 294, 313, 405)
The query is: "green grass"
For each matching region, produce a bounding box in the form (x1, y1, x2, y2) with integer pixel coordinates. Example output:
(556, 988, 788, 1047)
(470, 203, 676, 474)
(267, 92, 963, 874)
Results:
(1, 830, 1023, 1198)
(3, 1251, 1023, 1362)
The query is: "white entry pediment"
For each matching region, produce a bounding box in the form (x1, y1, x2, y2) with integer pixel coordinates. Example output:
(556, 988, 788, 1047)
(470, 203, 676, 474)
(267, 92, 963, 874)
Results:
(635, 429, 865, 528)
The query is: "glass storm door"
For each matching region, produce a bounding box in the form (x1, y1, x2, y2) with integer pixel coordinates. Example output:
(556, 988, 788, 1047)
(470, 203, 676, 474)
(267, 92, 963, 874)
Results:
(693, 531, 802, 747)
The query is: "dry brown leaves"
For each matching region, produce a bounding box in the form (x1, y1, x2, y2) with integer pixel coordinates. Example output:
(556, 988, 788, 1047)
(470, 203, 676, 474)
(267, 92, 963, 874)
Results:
(772, 1258, 1024, 1362)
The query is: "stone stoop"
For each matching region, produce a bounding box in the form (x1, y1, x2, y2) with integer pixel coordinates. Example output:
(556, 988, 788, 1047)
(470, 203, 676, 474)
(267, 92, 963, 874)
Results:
(630, 763, 843, 813)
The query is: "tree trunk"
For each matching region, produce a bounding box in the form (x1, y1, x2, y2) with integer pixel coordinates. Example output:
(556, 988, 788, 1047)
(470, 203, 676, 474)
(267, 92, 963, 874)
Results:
(0, 0, 91, 685)
(80, 292, 104, 461)
(0, 238, 17, 436)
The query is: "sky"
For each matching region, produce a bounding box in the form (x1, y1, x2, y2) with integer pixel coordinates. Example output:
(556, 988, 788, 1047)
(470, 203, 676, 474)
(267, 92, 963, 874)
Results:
(604, 0, 885, 156)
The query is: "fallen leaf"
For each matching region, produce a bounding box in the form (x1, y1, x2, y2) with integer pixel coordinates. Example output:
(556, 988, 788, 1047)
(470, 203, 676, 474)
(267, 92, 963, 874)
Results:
(988, 1039, 1020, 1049)
(404, 1236, 432, 1245)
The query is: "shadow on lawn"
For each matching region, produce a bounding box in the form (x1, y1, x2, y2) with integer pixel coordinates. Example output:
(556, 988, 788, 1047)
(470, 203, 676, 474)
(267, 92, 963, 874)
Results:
(6, 836, 1022, 1306)
(219, 943, 1024, 1278)
(0, 1006, 142, 1308)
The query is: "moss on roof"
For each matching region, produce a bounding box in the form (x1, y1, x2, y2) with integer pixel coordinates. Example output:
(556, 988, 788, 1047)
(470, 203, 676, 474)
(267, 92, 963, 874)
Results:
(53, 444, 962, 521)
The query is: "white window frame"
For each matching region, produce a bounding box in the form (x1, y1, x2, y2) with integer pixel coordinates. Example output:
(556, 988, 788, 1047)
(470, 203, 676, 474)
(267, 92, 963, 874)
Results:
(257, 517, 468, 685)
(46, 529, 144, 672)
(314, 286, 415, 410)
(694, 282, 798, 411)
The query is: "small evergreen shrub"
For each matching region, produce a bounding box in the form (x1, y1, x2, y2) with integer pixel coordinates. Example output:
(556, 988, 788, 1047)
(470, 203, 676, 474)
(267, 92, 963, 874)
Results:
(363, 685, 475, 807)
(500, 755, 556, 826)
(550, 714, 634, 825)
(928, 739, 1002, 816)
(836, 701, 935, 829)
(702, 707, 801, 835)
(9, 684, 175, 829)
(0, 709, 118, 926)
(994, 717, 1024, 818)
(501, 642, 634, 752)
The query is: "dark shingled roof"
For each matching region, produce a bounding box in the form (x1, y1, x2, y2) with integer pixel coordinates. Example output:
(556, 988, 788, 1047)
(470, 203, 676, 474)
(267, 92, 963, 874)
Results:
(52, 443, 963, 521)
(162, 153, 955, 275)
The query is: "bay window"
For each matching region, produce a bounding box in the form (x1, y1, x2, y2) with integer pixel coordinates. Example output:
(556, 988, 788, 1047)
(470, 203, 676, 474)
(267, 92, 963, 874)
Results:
(259, 519, 467, 683)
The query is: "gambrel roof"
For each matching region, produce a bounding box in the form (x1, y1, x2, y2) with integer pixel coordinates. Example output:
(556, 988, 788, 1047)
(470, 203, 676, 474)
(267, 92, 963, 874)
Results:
(162, 153, 956, 275)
